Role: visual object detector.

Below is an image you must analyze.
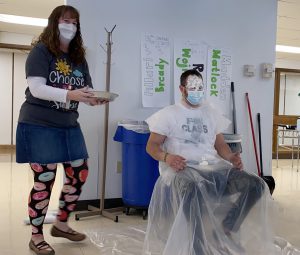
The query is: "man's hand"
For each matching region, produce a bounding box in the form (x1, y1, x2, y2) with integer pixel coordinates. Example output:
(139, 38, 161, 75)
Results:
(146, 133, 186, 172)
(228, 152, 243, 169)
(214, 134, 243, 170)
(165, 154, 186, 172)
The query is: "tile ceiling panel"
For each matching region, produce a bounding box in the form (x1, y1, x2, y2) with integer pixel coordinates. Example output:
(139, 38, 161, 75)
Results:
(0, 0, 300, 61)
(277, 0, 300, 61)
(0, 0, 64, 18)
(276, 52, 300, 61)
(0, 0, 63, 36)
(278, 2, 300, 17)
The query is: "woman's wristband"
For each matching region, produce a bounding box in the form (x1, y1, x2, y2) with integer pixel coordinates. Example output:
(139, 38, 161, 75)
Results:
(163, 152, 169, 162)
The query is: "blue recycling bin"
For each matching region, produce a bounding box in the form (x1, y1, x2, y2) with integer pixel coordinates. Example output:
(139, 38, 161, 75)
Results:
(114, 123, 159, 208)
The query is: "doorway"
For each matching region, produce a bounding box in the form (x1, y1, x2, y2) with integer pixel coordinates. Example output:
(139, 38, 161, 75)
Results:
(273, 68, 300, 159)
(0, 49, 28, 147)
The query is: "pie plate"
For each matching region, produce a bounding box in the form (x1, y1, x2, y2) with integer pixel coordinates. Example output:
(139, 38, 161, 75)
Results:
(89, 91, 119, 101)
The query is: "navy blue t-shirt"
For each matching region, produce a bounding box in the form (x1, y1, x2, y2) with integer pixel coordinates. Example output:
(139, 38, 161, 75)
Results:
(18, 43, 93, 127)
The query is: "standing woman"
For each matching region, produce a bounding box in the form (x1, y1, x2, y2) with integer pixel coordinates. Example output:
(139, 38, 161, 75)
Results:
(16, 5, 106, 255)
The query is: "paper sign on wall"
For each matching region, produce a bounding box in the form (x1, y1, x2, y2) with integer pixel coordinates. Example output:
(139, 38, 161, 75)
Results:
(141, 34, 171, 107)
(206, 47, 232, 120)
(174, 40, 207, 103)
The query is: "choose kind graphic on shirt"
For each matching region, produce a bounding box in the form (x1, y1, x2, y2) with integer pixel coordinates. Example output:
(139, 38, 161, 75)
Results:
(49, 58, 86, 110)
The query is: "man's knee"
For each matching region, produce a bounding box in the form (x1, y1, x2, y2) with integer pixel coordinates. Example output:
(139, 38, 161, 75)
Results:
(248, 174, 265, 196)
(229, 169, 265, 195)
(174, 175, 198, 196)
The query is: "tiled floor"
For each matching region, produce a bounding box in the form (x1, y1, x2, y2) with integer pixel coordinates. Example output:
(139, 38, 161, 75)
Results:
(271, 159, 300, 248)
(0, 150, 146, 255)
(0, 149, 300, 254)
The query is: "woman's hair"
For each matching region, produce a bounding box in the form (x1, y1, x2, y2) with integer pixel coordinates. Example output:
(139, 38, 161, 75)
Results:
(33, 5, 85, 64)
(180, 69, 203, 87)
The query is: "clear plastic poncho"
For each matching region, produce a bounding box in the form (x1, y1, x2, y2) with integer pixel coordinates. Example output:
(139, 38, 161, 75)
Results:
(142, 162, 276, 255)
(143, 102, 276, 254)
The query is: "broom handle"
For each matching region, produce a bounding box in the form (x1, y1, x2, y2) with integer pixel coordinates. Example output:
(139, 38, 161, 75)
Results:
(246, 93, 261, 176)
(257, 113, 264, 176)
(231, 82, 237, 134)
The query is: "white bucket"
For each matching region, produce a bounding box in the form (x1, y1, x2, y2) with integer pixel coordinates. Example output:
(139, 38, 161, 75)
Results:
(222, 133, 242, 153)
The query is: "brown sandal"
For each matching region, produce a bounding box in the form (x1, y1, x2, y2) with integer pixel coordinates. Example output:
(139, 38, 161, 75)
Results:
(50, 225, 86, 241)
(29, 240, 55, 255)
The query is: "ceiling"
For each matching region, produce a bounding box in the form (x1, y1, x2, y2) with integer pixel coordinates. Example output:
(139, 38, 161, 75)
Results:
(277, 0, 300, 61)
(0, 0, 300, 61)
(0, 0, 64, 36)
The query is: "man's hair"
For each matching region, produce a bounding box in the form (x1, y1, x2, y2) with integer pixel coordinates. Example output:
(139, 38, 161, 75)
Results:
(180, 69, 203, 87)
(33, 5, 85, 64)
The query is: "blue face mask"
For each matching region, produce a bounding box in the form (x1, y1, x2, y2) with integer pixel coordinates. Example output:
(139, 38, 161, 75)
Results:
(186, 90, 205, 105)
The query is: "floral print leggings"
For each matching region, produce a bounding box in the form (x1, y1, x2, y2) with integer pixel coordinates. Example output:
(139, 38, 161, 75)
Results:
(28, 159, 89, 237)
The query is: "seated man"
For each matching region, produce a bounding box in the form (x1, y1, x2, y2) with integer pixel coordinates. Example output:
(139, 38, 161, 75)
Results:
(142, 69, 269, 255)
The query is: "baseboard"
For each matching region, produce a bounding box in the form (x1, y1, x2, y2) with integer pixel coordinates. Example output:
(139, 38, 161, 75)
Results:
(75, 198, 123, 211)
(272, 152, 300, 159)
(0, 145, 16, 149)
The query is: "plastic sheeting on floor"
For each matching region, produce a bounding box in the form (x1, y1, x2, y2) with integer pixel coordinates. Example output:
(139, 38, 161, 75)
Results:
(86, 226, 300, 255)
(86, 165, 300, 255)
(86, 225, 147, 255)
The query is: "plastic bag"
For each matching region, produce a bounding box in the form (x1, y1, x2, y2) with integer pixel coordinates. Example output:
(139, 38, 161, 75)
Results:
(118, 120, 150, 134)
(86, 224, 147, 255)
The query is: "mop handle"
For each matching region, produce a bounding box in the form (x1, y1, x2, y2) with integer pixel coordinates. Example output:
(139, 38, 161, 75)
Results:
(231, 82, 237, 134)
(246, 93, 262, 177)
(257, 113, 264, 176)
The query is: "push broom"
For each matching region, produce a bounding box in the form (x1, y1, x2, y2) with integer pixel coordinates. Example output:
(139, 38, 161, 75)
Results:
(245, 93, 275, 194)
(257, 112, 275, 194)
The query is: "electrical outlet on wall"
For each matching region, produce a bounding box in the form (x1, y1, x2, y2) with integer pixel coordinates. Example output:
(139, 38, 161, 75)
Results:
(244, 65, 256, 77)
(261, 63, 274, 78)
(117, 161, 122, 173)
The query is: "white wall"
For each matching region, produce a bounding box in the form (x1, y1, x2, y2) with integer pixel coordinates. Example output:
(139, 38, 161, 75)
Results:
(68, 0, 277, 199)
(0, 52, 13, 145)
(279, 74, 300, 116)
(0, 31, 34, 45)
(13, 53, 29, 144)
(0, 51, 28, 145)
(276, 58, 300, 70)
(276, 59, 300, 147)
(0, 32, 31, 146)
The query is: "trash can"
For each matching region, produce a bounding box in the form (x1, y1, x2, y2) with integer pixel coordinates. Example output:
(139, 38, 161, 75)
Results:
(114, 120, 159, 218)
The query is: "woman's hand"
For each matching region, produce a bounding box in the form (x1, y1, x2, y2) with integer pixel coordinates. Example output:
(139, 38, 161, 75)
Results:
(165, 153, 186, 172)
(67, 87, 93, 102)
(228, 152, 243, 169)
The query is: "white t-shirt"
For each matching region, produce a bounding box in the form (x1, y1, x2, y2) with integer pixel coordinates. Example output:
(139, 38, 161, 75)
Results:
(146, 101, 231, 180)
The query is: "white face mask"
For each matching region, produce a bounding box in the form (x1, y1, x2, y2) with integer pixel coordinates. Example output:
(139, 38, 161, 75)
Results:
(58, 23, 77, 44)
